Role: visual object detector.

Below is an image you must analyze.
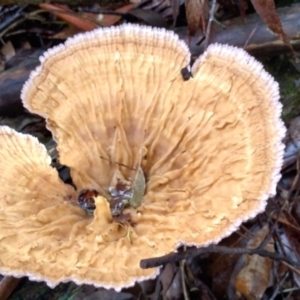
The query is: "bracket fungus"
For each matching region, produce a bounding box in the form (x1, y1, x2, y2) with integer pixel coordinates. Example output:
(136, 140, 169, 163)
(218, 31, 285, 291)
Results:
(0, 25, 285, 290)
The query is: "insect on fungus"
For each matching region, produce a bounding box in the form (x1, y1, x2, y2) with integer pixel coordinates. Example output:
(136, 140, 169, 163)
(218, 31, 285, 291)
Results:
(0, 24, 285, 291)
(77, 189, 98, 215)
(77, 158, 146, 217)
(181, 66, 192, 81)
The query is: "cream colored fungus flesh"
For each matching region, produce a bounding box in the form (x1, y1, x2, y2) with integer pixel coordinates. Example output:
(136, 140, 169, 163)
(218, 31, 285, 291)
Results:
(0, 25, 285, 290)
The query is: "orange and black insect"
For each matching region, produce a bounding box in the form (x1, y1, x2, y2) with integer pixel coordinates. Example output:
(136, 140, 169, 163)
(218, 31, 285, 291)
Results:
(77, 189, 99, 215)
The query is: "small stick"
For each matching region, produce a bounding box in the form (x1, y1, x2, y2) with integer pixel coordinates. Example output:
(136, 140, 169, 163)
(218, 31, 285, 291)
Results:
(204, 0, 217, 49)
(140, 245, 300, 269)
(99, 156, 136, 171)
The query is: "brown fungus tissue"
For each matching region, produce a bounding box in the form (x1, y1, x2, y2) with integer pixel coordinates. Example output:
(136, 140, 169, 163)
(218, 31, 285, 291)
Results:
(0, 25, 285, 290)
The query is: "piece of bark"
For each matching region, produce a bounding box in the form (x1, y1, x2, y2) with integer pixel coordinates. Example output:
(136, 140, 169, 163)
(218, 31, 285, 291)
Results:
(0, 48, 44, 116)
(176, 3, 300, 58)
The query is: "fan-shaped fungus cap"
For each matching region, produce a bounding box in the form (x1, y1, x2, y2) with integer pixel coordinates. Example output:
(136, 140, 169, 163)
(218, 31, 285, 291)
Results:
(0, 25, 285, 290)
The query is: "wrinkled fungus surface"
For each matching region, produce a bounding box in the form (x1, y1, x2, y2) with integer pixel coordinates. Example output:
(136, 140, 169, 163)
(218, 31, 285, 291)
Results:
(0, 24, 285, 290)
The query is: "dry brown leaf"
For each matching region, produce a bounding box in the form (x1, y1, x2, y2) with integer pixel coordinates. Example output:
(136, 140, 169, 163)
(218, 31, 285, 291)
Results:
(165, 269, 182, 300)
(160, 263, 175, 296)
(40, 3, 136, 32)
(250, 0, 293, 52)
(0, 41, 15, 73)
(0, 41, 15, 62)
(185, 0, 209, 36)
(234, 225, 274, 300)
(51, 27, 81, 40)
(92, 3, 136, 27)
(39, 3, 97, 31)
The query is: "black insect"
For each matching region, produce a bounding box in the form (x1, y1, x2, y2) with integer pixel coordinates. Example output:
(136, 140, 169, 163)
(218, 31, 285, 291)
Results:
(181, 66, 192, 81)
(77, 181, 133, 217)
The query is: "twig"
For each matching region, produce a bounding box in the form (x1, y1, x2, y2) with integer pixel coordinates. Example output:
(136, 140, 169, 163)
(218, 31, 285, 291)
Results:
(0, 7, 130, 40)
(289, 152, 300, 212)
(225, 226, 255, 299)
(257, 202, 285, 251)
(282, 261, 300, 277)
(227, 252, 246, 300)
(243, 22, 259, 49)
(180, 246, 189, 300)
(140, 244, 300, 269)
(204, 0, 217, 50)
(180, 262, 189, 300)
(0, 6, 25, 33)
(194, 278, 218, 300)
(0, 9, 45, 39)
(282, 287, 300, 293)
(269, 271, 289, 300)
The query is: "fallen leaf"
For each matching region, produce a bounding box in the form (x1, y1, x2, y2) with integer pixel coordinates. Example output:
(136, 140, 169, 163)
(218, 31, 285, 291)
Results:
(92, 3, 136, 27)
(40, 3, 137, 31)
(51, 27, 80, 39)
(160, 263, 176, 296)
(0, 41, 15, 62)
(185, 0, 202, 36)
(39, 3, 97, 31)
(165, 268, 182, 300)
(250, 0, 293, 52)
(234, 225, 274, 300)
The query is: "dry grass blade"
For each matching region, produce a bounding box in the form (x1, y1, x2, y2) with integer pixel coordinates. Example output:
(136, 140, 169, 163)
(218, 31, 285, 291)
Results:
(204, 0, 217, 49)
